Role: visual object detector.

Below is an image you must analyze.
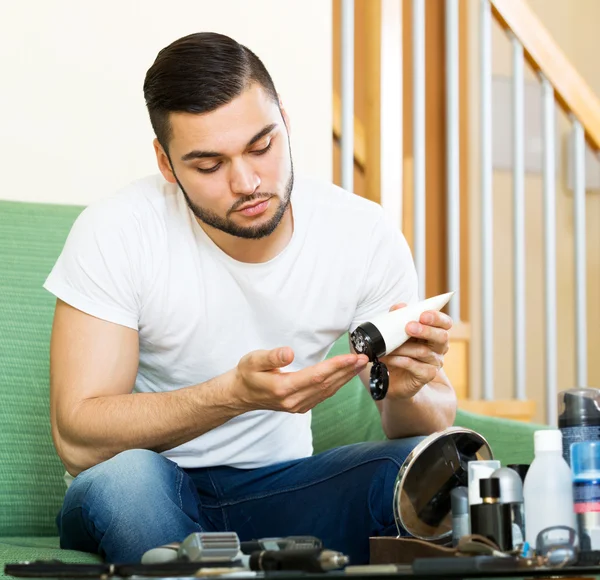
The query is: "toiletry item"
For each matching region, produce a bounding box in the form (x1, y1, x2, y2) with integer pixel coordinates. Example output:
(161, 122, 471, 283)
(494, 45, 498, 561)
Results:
(450, 487, 469, 547)
(571, 440, 600, 550)
(469, 478, 512, 551)
(523, 430, 576, 546)
(507, 464, 530, 484)
(491, 467, 525, 549)
(350, 292, 454, 400)
(468, 460, 501, 507)
(558, 388, 600, 466)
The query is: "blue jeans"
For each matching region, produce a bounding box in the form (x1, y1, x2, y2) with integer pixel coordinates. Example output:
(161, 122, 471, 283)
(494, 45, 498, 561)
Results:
(57, 439, 423, 565)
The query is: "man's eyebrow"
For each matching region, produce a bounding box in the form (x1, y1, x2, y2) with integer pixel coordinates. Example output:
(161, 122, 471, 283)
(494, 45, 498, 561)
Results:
(181, 123, 278, 162)
(247, 123, 278, 147)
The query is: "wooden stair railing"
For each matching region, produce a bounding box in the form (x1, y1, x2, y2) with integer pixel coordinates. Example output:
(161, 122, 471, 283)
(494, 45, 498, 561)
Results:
(491, 0, 600, 153)
(454, 0, 600, 422)
(333, 0, 600, 423)
(332, 92, 366, 171)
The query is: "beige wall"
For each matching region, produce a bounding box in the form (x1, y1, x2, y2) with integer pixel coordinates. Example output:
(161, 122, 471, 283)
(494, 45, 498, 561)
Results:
(0, 1, 332, 205)
(468, 0, 600, 424)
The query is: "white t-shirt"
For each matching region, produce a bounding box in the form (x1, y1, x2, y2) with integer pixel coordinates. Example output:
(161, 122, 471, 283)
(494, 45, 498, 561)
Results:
(44, 173, 418, 469)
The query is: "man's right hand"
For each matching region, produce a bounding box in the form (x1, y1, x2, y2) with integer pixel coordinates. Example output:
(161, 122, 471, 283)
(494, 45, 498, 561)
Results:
(234, 347, 369, 414)
(50, 299, 369, 474)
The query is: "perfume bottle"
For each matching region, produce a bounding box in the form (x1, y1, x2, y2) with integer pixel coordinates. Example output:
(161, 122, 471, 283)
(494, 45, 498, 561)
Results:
(469, 477, 513, 551)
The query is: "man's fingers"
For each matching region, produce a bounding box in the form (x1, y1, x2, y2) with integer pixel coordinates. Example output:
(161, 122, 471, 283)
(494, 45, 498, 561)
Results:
(405, 323, 449, 354)
(419, 310, 453, 330)
(387, 342, 444, 367)
(287, 354, 368, 391)
(387, 355, 439, 386)
(242, 347, 294, 372)
(240, 350, 369, 414)
(284, 363, 366, 413)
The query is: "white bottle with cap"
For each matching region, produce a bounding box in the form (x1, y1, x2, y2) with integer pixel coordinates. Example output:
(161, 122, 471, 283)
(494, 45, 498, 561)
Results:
(523, 430, 576, 546)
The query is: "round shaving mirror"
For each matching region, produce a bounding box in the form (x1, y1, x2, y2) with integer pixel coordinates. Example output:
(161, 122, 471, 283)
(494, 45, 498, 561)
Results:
(393, 427, 493, 544)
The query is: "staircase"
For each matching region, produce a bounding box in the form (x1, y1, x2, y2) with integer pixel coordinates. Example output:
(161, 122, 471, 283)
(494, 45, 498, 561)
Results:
(332, 0, 600, 425)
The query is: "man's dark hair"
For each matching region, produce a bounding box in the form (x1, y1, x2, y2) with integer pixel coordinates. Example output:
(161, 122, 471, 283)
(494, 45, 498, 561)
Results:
(143, 32, 279, 151)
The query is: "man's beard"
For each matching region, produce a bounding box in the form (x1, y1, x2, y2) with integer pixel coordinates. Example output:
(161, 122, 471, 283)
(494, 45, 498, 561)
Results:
(175, 166, 294, 240)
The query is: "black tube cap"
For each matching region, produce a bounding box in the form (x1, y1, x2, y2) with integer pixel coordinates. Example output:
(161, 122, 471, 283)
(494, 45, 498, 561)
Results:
(369, 362, 389, 400)
(350, 322, 387, 361)
(479, 477, 501, 499)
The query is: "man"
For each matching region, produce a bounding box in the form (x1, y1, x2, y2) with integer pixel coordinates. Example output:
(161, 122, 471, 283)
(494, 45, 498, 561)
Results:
(45, 32, 456, 565)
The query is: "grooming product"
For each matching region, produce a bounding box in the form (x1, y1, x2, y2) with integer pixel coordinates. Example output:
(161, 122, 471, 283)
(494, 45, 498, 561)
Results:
(523, 430, 576, 546)
(468, 460, 501, 507)
(450, 486, 469, 546)
(535, 525, 579, 566)
(507, 464, 530, 484)
(491, 467, 525, 549)
(392, 427, 493, 545)
(178, 532, 240, 562)
(248, 548, 348, 572)
(141, 532, 241, 564)
(558, 388, 600, 466)
(571, 440, 600, 550)
(240, 536, 322, 553)
(141, 542, 180, 564)
(469, 478, 513, 551)
(350, 291, 454, 400)
(141, 533, 323, 566)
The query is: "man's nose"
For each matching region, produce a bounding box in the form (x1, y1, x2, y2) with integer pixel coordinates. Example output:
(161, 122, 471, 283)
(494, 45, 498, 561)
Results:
(230, 159, 261, 195)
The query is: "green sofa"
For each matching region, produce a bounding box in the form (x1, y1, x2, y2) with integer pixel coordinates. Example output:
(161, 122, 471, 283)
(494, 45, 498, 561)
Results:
(0, 199, 542, 575)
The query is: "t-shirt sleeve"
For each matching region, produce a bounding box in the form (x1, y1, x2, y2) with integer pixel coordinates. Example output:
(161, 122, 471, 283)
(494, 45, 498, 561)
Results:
(43, 204, 141, 330)
(349, 209, 419, 333)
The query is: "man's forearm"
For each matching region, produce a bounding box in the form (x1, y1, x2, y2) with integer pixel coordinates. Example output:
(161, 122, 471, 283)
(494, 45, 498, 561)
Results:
(55, 369, 242, 476)
(378, 371, 457, 439)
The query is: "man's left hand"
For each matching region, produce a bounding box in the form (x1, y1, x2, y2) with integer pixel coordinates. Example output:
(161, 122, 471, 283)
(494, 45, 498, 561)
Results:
(379, 303, 453, 399)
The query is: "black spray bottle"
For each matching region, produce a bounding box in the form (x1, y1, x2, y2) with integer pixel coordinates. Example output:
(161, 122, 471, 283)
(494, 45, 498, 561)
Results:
(469, 477, 513, 551)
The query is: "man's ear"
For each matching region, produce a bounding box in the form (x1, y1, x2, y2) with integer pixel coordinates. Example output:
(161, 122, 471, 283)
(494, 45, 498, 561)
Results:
(278, 94, 291, 135)
(153, 139, 177, 184)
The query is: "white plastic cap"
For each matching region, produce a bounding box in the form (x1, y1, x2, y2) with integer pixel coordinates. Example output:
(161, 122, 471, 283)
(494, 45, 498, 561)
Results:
(534, 429, 563, 453)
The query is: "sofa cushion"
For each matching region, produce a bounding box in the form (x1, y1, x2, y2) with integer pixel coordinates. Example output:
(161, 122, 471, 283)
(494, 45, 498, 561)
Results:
(311, 337, 387, 454)
(0, 201, 85, 537)
(0, 537, 102, 574)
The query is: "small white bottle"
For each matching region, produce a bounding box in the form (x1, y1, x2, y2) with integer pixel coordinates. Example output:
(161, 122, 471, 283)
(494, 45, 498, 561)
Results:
(523, 430, 576, 546)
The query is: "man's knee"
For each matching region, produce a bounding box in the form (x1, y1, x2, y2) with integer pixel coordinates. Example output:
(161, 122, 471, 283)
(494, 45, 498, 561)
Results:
(365, 437, 427, 531)
(377, 436, 427, 463)
(349, 436, 427, 468)
(64, 449, 178, 514)
(58, 450, 202, 560)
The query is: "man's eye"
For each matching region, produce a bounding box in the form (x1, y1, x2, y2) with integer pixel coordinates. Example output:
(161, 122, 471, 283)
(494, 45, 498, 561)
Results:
(252, 140, 273, 156)
(196, 163, 221, 174)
